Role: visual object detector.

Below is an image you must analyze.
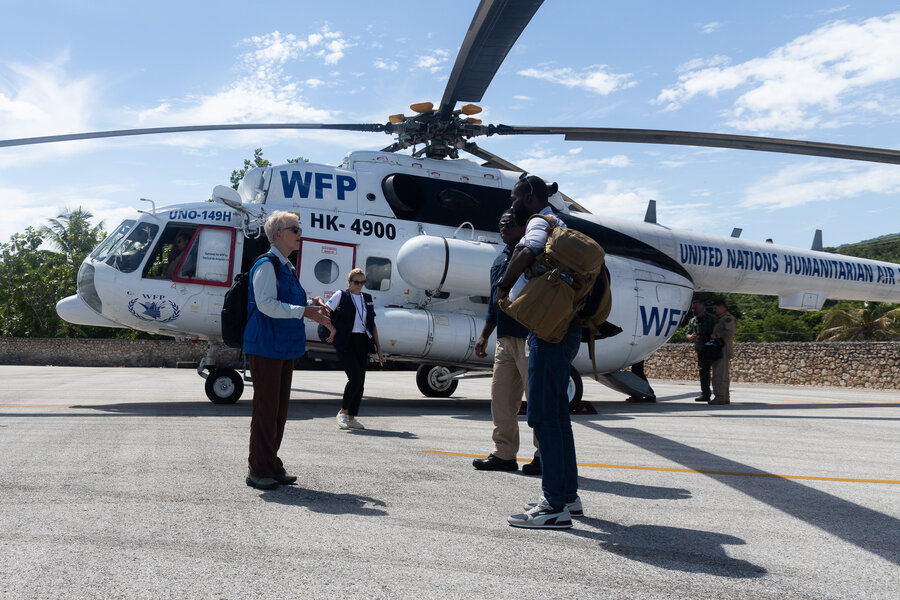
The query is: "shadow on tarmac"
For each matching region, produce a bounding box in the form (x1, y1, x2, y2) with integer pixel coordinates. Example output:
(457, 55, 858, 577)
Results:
(569, 517, 767, 578)
(258, 485, 388, 516)
(580, 421, 900, 566)
(578, 475, 692, 500)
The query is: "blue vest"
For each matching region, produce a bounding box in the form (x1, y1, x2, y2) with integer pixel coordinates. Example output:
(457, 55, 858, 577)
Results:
(243, 256, 307, 359)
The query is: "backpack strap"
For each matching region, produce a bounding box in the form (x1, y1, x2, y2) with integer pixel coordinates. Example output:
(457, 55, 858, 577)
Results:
(247, 252, 282, 320)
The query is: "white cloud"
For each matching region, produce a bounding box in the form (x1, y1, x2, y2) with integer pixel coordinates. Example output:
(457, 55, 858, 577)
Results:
(0, 53, 101, 164)
(129, 28, 352, 136)
(514, 145, 630, 177)
(700, 22, 722, 34)
(518, 64, 635, 95)
(415, 49, 449, 73)
(740, 162, 900, 209)
(656, 12, 900, 132)
(373, 59, 398, 71)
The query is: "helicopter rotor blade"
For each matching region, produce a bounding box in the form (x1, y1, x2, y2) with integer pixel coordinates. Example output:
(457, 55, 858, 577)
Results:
(463, 142, 590, 213)
(0, 123, 386, 149)
(491, 126, 900, 165)
(437, 0, 544, 120)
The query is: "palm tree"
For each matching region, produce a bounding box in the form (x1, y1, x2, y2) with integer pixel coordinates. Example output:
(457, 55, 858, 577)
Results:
(817, 302, 900, 341)
(39, 207, 105, 264)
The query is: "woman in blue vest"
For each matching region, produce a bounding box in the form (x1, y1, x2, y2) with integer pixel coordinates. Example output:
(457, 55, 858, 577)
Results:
(244, 211, 330, 490)
(326, 268, 385, 430)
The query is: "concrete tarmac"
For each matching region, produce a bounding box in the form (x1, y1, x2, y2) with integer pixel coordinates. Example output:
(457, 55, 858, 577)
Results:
(0, 365, 898, 599)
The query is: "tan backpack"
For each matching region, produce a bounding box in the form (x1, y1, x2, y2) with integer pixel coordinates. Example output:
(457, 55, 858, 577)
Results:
(498, 214, 606, 343)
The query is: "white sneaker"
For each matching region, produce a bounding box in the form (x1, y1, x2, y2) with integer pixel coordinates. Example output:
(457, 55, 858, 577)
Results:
(524, 495, 583, 517)
(336, 412, 350, 430)
(508, 499, 572, 529)
(347, 417, 365, 430)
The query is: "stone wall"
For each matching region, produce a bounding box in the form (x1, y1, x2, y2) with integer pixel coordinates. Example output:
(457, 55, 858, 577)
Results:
(0, 338, 243, 369)
(0, 338, 897, 389)
(644, 342, 899, 390)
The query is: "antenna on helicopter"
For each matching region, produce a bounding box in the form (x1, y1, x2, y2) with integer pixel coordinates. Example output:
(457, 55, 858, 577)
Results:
(644, 200, 657, 224)
(731, 228, 743, 238)
(811, 229, 824, 252)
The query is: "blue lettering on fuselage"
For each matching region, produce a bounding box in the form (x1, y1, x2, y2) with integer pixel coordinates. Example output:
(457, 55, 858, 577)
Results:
(639, 306, 685, 337)
(281, 170, 357, 200)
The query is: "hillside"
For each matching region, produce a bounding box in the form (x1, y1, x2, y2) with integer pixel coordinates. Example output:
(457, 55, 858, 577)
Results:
(825, 233, 900, 263)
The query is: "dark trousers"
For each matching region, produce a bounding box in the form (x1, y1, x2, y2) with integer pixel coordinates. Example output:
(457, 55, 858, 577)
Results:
(526, 323, 582, 508)
(247, 354, 293, 478)
(336, 333, 370, 416)
(697, 356, 714, 399)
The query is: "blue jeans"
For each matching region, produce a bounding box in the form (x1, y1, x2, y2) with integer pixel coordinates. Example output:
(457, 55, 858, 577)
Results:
(526, 323, 582, 508)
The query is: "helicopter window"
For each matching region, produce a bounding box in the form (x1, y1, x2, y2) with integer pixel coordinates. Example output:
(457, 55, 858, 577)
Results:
(106, 222, 159, 273)
(468, 296, 489, 304)
(364, 257, 392, 291)
(381, 173, 511, 231)
(314, 259, 340, 285)
(143, 225, 199, 280)
(181, 227, 234, 284)
(90, 219, 135, 261)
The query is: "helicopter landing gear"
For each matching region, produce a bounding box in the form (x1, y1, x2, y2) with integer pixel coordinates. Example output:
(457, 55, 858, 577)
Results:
(416, 364, 460, 398)
(205, 368, 244, 404)
(567, 366, 586, 412)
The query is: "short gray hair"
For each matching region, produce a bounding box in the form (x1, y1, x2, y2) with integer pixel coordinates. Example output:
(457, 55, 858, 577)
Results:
(264, 210, 300, 243)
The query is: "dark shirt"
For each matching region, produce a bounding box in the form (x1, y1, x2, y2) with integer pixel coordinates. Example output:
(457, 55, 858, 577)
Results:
(687, 312, 718, 352)
(487, 246, 530, 339)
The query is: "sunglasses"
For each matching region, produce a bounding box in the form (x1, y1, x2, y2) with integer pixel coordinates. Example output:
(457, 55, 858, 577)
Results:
(498, 221, 514, 230)
(280, 225, 301, 234)
(350, 279, 366, 285)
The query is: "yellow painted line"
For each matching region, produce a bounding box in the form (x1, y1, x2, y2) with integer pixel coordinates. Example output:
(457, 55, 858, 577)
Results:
(423, 450, 900, 485)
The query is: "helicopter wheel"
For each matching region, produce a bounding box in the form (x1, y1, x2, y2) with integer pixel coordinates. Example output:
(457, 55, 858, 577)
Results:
(205, 368, 244, 404)
(567, 366, 584, 411)
(416, 364, 459, 398)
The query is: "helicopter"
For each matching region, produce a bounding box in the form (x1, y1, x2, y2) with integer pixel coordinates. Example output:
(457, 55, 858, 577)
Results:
(2, 0, 899, 405)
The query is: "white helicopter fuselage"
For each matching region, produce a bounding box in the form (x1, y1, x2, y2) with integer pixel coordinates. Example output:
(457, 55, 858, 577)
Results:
(58, 150, 900, 384)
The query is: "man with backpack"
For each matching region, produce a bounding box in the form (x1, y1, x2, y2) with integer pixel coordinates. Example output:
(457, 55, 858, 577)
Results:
(243, 211, 330, 491)
(497, 176, 583, 530)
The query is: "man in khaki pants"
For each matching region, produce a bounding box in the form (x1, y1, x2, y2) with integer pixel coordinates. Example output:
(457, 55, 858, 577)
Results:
(473, 211, 540, 474)
(710, 300, 737, 404)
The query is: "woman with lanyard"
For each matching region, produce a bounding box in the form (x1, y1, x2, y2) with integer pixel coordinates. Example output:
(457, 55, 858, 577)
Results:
(326, 268, 385, 430)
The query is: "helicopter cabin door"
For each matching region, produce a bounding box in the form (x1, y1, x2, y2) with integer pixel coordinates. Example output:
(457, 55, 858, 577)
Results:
(298, 238, 357, 302)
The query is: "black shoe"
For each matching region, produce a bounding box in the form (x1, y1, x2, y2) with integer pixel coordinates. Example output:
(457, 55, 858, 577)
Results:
(626, 395, 656, 403)
(694, 396, 711, 402)
(473, 454, 518, 471)
(521, 456, 542, 476)
(274, 472, 298, 485)
(246, 473, 279, 490)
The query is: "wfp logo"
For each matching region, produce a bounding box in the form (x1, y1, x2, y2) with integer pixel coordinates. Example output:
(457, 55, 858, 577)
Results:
(128, 295, 181, 323)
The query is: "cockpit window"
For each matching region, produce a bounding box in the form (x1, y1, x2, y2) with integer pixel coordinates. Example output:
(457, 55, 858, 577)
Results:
(90, 220, 135, 261)
(106, 222, 159, 273)
(144, 225, 198, 280)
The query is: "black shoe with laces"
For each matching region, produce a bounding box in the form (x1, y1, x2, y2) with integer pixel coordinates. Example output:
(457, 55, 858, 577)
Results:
(473, 454, 518, 471)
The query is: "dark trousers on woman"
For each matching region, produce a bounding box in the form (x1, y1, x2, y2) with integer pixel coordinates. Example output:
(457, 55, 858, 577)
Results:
(247, 354, 293, 478)
(337, 333, 370, 416)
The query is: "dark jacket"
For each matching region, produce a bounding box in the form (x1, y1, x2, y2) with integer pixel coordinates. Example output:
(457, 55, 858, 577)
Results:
(487, 246, 530, 339)
(330, 290, 376, 353)
(687, 311, 718, 353)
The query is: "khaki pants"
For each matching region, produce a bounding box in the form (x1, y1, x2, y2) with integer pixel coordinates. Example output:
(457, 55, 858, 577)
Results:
(712, 356, 731, 401)
(490, 336, 537, 460)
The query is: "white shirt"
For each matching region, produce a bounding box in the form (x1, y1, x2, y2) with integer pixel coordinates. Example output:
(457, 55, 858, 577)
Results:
(326, 290, 369, 334)
(250, 247, 305, 319)
(509, 206, 566, 301)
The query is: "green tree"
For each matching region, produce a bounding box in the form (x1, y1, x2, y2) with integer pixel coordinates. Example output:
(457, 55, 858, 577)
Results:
(230, 148, 308, 190)
(39, 206, 105, 264)
(817, 302, 900, 341)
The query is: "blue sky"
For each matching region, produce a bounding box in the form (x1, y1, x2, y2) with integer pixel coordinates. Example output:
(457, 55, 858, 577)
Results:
(1, 1, 898, 250)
